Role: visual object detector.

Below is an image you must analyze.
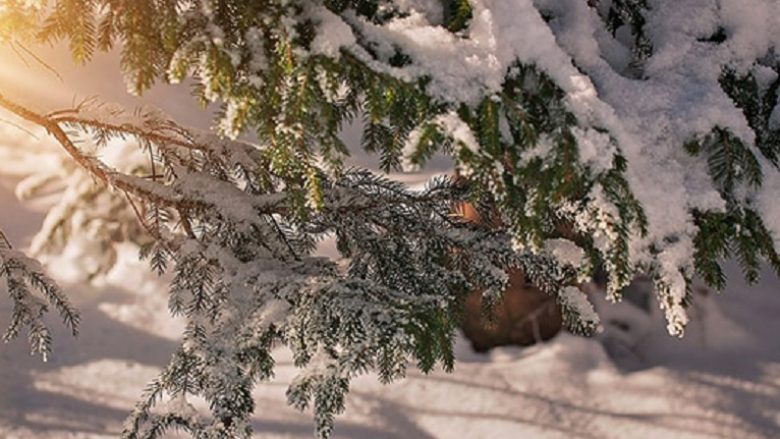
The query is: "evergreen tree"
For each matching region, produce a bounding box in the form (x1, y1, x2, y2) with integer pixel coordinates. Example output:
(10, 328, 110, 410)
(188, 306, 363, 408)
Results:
(0, 0, 779, 437)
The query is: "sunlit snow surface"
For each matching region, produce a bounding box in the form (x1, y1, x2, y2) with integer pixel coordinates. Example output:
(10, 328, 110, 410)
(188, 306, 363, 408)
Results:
(0, 41, 779, 439)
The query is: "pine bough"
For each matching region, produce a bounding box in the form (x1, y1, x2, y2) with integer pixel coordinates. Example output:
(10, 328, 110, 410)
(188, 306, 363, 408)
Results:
(0, 0, 778, 437)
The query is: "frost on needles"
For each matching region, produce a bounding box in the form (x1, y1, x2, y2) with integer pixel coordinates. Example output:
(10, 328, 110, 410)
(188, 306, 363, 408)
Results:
(0, 0, 780, 437)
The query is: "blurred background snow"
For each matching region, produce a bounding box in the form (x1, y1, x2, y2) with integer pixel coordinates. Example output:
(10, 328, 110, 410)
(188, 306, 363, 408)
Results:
(0, 44, 778, 439)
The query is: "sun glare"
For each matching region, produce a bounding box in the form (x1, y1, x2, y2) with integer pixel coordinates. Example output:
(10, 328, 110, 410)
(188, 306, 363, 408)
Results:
(0, 1, 38, 89)
(0, 0, 36, 39)
(0, 36, 74, 107)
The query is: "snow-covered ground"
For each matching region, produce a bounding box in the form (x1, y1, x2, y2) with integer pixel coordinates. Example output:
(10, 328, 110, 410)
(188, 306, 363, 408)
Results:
(1, 174, 779, 439)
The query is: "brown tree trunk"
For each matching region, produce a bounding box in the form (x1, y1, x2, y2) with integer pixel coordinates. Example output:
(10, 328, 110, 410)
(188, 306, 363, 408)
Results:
(461, 268, 563, 352)
(453, 199, 563, 352)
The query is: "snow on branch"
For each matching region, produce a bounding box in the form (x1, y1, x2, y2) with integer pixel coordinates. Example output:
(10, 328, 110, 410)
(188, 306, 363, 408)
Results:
(0, 89, 554, 437)
(0, 229, 79, 361)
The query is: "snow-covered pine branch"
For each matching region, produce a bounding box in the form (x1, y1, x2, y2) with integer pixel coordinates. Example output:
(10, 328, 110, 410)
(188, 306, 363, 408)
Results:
(0, 0, 779, 437)
(0, 92, 578, 437)
(0, 229, 79, 361)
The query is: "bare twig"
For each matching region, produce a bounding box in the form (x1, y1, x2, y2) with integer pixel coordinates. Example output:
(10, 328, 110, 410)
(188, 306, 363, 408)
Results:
(268, 214, 300, 261)
(0, 116, 39, 138)
(9, 41, 30, 68)
(15, 41, 64, 82)
(0, 229, 13, 249)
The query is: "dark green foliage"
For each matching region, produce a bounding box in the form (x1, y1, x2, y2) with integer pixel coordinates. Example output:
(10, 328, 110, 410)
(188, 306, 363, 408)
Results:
(598, 0, 653, 68)
(442, 0, 473, 32)
(686, 122, 780, 288)
(684, 127, 763, 199)
(0, 233, 79, 361)
(692, 206, 780, 290)
(720, 65, 780, 166)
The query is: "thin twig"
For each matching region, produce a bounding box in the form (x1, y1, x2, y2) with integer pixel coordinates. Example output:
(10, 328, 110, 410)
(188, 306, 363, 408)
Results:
(9, 41, 31, 68)
(122, 190, 178, 261)
(178, 209, 196, 239)
(0, 229, 13, 250)
(0, 117, 39, 139)
(268, 214, 300, 261)
(15, 41, 64, 82)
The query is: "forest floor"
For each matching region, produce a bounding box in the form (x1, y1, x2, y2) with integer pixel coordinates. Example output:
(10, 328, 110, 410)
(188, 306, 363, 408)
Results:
(1, 175, 779, 439)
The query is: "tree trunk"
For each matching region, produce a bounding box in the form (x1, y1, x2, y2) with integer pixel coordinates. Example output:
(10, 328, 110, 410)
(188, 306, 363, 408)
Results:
(452, 197, 563, 352)
(461, 268, 563, 352)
